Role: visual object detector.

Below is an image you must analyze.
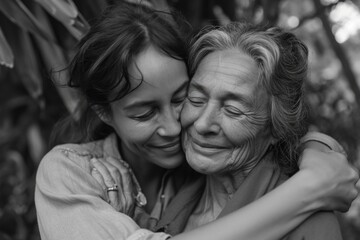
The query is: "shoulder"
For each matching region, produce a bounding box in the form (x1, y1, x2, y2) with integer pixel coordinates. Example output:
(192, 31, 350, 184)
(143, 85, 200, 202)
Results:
(38, 142, 93, 173)
(39, 138, 108, 172)
(285, 211, 343, 240)
(36, 140, 107, 193)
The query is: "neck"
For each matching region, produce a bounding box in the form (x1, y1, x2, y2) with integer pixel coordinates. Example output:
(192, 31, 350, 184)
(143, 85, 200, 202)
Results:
(119, 142, 166, 212)
(202, 144, 272, 209)
(204, 166, 248, 208)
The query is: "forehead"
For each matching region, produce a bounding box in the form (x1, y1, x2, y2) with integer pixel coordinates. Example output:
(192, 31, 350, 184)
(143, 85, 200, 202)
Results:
(130, 46, 187, 87)
(192, 49, 261, 94)
(113, 46, 188, 107)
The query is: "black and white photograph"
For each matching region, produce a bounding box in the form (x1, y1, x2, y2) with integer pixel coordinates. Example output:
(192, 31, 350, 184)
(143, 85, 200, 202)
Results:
(0, 0, 359, 239)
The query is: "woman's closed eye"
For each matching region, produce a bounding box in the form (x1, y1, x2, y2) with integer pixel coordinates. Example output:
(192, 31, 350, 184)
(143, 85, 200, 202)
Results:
(131, 109, 156, 121)
(171, 95, 187, 105)
(188, 96, 206, 106)
(224, 105, 245, 117)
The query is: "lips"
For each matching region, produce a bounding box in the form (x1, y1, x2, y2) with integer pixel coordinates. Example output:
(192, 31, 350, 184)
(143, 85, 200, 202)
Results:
(156, 141, 179, 149)
(149, 140, 181, 153)
(189, 136, 228, 156)
(191, 137, 226, 149)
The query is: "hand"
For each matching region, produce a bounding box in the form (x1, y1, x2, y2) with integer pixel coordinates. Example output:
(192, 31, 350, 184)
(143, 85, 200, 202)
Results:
(298, 148, 359, 212)
(90, 157, 135, 215)
(344, 190, 360, 228)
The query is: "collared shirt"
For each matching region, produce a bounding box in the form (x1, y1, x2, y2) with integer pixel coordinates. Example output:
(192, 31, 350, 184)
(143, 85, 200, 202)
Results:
(35, 134, 172, 240)
(36, 131, 343, 239)
(184, 133, 344, 240)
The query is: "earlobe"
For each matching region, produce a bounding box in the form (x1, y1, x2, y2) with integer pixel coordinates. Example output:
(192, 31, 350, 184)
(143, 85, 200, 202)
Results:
(92, 105, 113, 127)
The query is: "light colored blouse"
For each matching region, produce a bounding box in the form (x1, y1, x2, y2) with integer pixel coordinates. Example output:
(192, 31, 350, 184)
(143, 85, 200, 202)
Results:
(184, 132, 344, 239)
(36, 131, 343, 239)
(35, 134, 172, 240)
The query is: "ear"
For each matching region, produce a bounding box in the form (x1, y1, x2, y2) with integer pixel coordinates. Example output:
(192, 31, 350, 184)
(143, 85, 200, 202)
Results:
(92, 105, 113, 127)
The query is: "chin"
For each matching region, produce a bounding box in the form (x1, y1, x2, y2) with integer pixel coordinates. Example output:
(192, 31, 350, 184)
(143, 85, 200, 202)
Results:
(158, 153, 185, 169)
(186, 155, 216, 175)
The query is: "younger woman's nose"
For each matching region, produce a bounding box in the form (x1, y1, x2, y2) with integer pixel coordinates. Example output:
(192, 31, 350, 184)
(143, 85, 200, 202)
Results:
(157, 107, 182, 137)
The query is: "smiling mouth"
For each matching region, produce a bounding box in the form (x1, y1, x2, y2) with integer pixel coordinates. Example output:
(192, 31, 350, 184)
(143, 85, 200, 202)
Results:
(191, 138, 226, 149)
(190, 141, 227, 156)
(156, 141, 179, 148)
(188, 138, 229, 156)
(150, 141, 181, 153)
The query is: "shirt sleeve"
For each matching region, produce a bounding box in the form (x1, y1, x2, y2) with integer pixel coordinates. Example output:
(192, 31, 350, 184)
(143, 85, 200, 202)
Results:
(301, 132, 346, 154)
(283, 211, 343, 240)
(35, 148, 170, 240)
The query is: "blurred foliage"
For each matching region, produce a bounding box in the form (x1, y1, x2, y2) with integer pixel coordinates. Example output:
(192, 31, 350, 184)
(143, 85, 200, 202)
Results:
(0, 0, 359, 239)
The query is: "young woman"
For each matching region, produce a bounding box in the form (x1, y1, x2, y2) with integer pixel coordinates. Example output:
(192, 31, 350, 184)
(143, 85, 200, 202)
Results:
(35, 2, 359, 240)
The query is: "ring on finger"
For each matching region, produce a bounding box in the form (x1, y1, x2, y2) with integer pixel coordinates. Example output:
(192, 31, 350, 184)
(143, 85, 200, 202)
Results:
(107, 184, 119, 192)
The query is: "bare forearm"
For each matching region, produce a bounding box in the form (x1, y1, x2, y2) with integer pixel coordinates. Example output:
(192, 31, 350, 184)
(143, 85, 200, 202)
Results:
(171, 171, 318, 240)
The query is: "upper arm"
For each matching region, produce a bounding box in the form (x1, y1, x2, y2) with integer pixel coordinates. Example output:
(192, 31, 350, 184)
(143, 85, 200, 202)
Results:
(35, 149, 169, 240)
(301, 132, 346, 154)
(285, 211, 343, 240)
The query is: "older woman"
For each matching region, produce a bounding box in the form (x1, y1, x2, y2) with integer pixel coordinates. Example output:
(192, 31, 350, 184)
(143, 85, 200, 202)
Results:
(179, 22, 343, 239)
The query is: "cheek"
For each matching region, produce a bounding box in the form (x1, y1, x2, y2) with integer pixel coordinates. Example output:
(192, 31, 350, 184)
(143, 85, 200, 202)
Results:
(180, 101, 198, 128)
(113, 118, 156, 146)
(223, 120, 255, 146)
(225, 111, 270, 144)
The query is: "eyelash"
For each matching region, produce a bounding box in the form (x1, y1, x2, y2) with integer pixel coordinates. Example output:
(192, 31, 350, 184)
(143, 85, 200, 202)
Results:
(188, 98, 244, 116)
(224, 105, 244, 116)
(188, 97, 205, 106)
(132, 109, 155, 121)
(172, 95, 187, 105)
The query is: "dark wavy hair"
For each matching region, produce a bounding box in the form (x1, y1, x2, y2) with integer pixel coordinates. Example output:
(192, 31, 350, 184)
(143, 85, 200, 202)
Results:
(188, 22, 309, 175)
(51, 1, 189, 146)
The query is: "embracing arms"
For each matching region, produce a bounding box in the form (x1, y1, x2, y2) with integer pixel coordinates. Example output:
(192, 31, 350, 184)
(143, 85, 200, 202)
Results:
(35, 135, 359, 240)
(93, 142, 358, 240)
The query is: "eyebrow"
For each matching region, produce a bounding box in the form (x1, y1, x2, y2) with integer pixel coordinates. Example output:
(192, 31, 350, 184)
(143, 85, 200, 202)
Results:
(188, 81, 207, 95)
(173, 80, 189, 95)
(189, 81, 253, 107)
(124, 79, 189, 110)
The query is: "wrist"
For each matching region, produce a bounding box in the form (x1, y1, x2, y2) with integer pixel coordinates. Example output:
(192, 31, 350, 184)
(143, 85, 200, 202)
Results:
(291, 169, 325, 212)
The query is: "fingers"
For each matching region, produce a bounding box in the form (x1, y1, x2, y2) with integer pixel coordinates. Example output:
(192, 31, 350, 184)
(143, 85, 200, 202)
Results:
(104, 157, 135, 214)
(90, 158, 120, 210)
(91, 167, 106, 189)
(105, 157, 135, 205)
(351, 168, 360, 200)
(300, 148, 360, 212)
(337, 164, 359, 212)
(89, 157, 136, 214)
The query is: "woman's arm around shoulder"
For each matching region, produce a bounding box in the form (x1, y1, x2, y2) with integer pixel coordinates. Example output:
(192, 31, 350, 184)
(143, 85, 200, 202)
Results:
(35, 146, 169, 240)
(284, 211, 343, 240)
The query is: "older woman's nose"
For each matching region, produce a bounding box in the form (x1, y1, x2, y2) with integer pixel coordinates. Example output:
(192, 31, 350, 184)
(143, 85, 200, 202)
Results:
(157, 107, 182, 137)
(193, 104, 220, 135)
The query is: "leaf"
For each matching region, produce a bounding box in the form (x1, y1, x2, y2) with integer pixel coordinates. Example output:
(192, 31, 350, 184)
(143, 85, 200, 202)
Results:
(35, 0, 90, 40)
(0, 0, 55, 42)
(3, 17, 44, 107)
(15, 31, 44, 107)
(0, 26, 14, 68)
(35, 0, 78, 19)
(32, 5, 81, 117)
